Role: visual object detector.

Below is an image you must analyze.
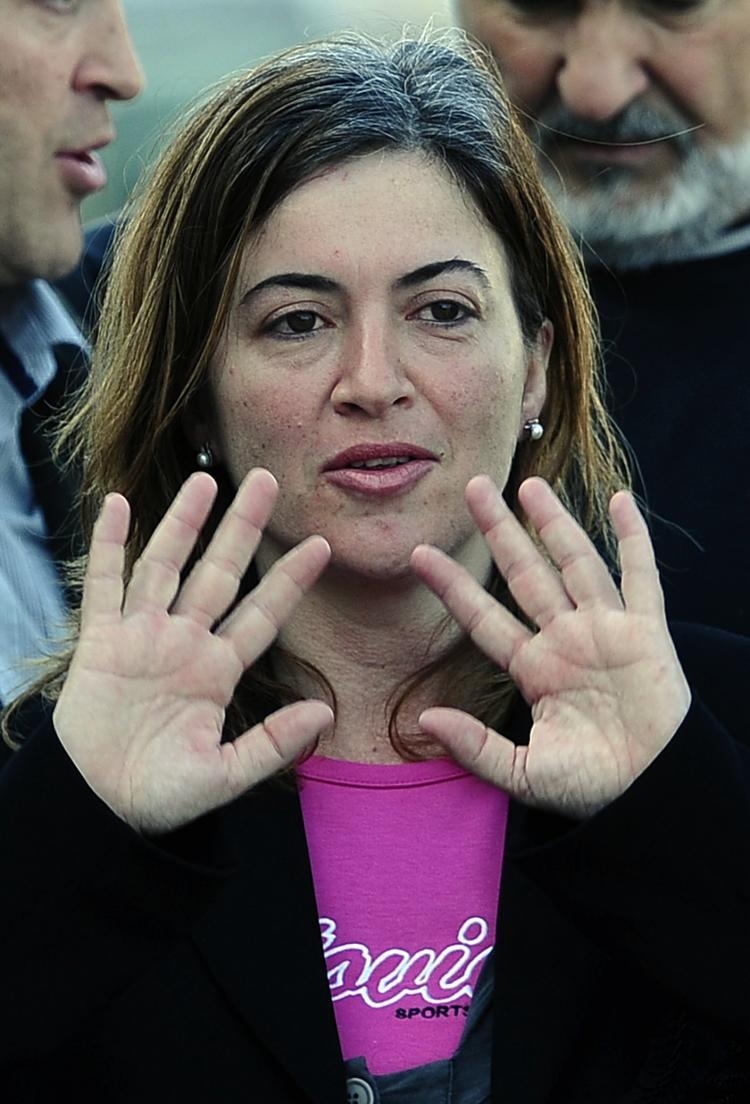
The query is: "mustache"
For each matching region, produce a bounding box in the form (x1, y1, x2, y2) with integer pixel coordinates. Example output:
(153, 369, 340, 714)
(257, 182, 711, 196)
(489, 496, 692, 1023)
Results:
(531, 100, 703, 154)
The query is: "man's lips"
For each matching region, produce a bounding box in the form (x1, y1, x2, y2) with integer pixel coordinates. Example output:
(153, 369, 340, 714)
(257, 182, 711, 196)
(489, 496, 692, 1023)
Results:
(322, 442, 439, 497)
(557, 135, 675, 167)
(55, 135, 114, 196)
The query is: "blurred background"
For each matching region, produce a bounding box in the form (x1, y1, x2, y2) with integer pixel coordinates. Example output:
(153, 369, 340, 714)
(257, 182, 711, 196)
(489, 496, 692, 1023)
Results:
(85, 0, 454, 221)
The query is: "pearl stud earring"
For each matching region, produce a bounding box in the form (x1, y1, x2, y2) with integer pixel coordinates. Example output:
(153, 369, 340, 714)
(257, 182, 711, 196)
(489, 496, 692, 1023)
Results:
(196, 444, 214, 469)
(523, 418, 544, 442)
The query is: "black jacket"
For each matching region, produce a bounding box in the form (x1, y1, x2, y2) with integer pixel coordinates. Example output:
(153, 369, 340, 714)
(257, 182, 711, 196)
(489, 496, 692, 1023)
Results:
(1, 624, 748, 1103)
(590, 248, 750, 636)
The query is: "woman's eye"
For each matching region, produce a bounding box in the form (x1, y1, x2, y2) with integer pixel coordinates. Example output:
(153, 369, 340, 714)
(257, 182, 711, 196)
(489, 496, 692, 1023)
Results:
(415, 300, 476, 326)
(266, 310, 325, 337)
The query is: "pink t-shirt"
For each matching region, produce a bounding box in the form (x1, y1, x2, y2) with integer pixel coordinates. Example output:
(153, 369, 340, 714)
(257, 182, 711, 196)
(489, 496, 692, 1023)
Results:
(297, 755, 509, 1075)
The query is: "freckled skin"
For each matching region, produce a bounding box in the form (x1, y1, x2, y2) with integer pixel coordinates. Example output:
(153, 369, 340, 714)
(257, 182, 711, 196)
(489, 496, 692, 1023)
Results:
(204, 151, 550, 583)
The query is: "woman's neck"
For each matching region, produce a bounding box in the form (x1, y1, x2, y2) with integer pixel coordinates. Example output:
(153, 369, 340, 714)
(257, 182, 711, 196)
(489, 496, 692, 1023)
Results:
(277, 569, 460, 763)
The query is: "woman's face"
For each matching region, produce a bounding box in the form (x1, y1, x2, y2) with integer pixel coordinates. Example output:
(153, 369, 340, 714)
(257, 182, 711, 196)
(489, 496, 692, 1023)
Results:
(204, 150, 550, 580)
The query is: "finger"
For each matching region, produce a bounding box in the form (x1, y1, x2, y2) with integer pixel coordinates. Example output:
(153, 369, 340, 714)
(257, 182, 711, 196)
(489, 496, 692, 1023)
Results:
(609, 491, 665, 617)
(221, 700, 334, 790)
(219, 535, 331, 667)
(172, 468, 279, 627)
(411, 543, 530, 669)
(123, 473, 218, 617)
(465, 475, 573, 627)
(418, 707, 522, 797)
(80, 494, 130, 630)
(516, 477, 623, 611)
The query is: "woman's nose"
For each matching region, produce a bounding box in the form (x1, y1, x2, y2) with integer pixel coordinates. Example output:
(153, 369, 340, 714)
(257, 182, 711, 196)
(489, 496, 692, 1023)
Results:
(330, 324, 415, 417)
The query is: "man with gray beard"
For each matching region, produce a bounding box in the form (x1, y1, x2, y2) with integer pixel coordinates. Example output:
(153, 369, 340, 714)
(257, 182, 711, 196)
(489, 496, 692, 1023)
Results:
(458, 0, 750, 635)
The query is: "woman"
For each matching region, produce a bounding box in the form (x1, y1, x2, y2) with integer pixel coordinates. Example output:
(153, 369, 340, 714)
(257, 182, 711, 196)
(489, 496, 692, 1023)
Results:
(1, 32, 748, 1104)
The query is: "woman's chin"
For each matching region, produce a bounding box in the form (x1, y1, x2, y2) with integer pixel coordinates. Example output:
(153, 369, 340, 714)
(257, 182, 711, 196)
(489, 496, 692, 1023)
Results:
(322, 524, 481, 588)
(325, 546, 419, 586)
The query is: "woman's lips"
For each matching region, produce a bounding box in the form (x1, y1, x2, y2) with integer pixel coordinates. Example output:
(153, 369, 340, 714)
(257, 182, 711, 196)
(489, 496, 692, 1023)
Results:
(322, 443, 438, 498)
(324, 459, 436, 497)
(55, 150, 108, 196)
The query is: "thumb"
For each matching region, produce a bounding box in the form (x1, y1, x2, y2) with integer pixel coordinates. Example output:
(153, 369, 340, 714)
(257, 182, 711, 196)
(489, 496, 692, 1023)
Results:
(222, 700, 334, 790)
(419, 707, 518, 795)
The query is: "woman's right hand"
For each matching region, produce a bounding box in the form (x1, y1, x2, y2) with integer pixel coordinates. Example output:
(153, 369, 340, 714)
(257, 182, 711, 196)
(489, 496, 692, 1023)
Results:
(53, 468, 333, 835)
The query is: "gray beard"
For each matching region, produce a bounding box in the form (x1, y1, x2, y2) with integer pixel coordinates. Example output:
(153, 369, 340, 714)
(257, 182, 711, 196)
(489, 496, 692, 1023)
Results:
(531, 101, 750, 269)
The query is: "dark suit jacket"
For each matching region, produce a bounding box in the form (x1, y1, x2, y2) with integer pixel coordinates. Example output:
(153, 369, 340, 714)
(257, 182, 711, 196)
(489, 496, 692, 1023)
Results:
(0, 624, 748, 1103)
(54, 217, 117, 334)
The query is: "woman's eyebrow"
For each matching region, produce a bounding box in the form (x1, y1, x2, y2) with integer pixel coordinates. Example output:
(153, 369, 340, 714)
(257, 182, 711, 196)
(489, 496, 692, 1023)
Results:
(240, 259, 490, 305)
(394, 259, 491, 289)
(240, 273, 341, 304)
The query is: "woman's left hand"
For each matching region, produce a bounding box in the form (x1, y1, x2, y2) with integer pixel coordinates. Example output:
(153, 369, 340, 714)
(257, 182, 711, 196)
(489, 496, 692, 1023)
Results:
(411, 476, 691, 819)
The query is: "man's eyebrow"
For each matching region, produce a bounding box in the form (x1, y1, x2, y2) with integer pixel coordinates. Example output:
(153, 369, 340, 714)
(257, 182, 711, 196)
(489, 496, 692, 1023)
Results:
(395, 259, 491, 290)
(240, 273, 341, 303)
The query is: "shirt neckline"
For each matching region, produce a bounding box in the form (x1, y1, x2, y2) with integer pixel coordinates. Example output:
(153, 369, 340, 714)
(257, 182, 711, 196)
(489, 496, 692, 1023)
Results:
(297, 754, 470, 790)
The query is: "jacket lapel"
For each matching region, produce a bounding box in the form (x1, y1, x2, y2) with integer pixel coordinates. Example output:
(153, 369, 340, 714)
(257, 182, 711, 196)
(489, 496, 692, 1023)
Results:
(489, 701, 610, 1103)
(490, 802, 610, 1104)
(190, 779, 346, 1103)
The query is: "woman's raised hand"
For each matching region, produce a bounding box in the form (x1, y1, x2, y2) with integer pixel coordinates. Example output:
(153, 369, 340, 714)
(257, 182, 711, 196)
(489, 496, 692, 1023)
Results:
(411, 476, 691, 819)
(53, 469, 333, 835)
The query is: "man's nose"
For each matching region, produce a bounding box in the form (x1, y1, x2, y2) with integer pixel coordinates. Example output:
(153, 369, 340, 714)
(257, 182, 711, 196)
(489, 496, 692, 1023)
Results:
(555, 4, 650, 120)
(330, 323, 414, 417)
(74, 0, 145, 102)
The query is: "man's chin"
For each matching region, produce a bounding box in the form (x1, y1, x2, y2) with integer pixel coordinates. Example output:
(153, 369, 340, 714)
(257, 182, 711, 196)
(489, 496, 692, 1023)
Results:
(40, 221, 86, 282)
(548, 187, 718, 269)
(538, 134, 750, 269)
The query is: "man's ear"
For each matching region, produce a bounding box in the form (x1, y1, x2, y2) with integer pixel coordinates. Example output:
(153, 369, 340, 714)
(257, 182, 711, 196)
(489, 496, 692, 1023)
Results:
(519, 318, 552, 434)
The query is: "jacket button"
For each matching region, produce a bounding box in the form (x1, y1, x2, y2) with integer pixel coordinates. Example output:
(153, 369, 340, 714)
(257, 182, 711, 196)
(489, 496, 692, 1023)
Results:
(346, 1076, 375, 1104)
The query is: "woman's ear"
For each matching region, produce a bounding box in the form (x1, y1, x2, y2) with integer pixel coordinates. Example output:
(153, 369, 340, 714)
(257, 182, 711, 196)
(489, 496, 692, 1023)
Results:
(182, 398, 222, 465)
(519, 319, 552, 434)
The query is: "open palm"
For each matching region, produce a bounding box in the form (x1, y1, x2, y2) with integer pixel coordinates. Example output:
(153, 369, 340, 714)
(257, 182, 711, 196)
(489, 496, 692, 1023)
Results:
(53, 469, 332, 834)
(411, 476, 691, 818)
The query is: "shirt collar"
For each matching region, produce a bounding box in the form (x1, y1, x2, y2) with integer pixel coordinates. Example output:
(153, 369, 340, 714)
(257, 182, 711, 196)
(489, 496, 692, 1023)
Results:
(0, 280, 85, 404)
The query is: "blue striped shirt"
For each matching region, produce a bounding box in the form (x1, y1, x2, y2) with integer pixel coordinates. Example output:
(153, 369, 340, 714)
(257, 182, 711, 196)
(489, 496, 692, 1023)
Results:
(0, 281, 84, 702)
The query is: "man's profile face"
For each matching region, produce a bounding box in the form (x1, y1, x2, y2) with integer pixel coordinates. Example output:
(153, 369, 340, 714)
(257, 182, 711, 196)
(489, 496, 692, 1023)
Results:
(457, 0, 750, 264)
(0, 0, 143, 289)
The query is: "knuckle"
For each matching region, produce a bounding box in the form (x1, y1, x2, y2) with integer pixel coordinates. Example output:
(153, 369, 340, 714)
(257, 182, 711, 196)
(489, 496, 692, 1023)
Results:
(248, 592, 283, 633)
(465, 601, 493, 639)
(202, 552, 245, 584)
